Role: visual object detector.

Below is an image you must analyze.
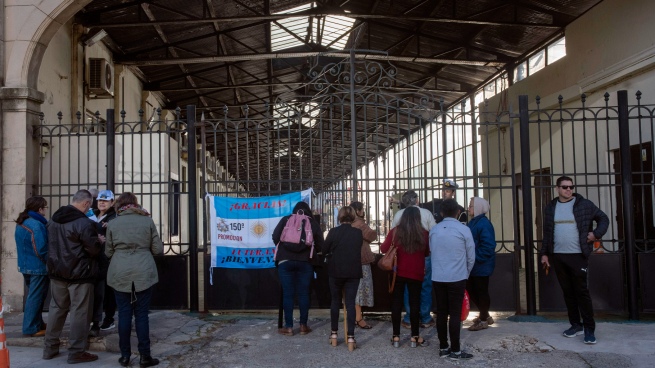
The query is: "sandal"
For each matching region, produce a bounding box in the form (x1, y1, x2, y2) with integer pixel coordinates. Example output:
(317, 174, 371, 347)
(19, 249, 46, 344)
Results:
(347, 335, 357, 351)
(391, 335, 400, 348)
(356, 319, 372, 329)
(410, 336, 429, 348)
(329, 331, 338, 347)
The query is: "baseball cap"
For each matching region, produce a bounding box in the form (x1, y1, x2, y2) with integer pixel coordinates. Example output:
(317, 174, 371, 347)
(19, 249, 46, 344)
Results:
(443, 179, 459, 189)
(97, 190, 114, 201)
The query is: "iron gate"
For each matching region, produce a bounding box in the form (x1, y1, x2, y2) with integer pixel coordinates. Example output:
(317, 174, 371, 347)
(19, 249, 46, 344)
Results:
(34, 57, 654, 318)
(36, 108, 192, 310)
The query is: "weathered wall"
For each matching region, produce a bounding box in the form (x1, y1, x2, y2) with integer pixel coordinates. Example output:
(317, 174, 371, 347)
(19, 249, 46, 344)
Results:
(481, 0, 655, 252)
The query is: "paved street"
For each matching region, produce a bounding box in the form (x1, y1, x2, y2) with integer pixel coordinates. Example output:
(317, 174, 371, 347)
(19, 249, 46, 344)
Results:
(4, 310, 655, 367)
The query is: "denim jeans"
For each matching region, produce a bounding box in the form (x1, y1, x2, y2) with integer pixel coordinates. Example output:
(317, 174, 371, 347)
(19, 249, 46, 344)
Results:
(22, 273, 49, 335)
(328, 277, 359, 336)
(403, 256, 433, 324)
(277, 260, 313, 328)
(114, 286, 154, 357)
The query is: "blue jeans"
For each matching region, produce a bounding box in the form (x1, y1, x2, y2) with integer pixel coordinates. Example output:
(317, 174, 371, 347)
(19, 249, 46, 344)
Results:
(22, 274, 49, 335)
(403, 256, 433, 324)
(277, 260, 313, 328)
(114, 286, 154, 357)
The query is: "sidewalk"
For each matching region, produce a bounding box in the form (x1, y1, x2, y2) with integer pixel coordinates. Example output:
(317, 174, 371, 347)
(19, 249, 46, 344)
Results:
(4, 310, 655, 367)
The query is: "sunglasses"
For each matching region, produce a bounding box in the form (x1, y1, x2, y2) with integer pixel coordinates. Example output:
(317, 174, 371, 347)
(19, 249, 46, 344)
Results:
(559, 185, 575, 190)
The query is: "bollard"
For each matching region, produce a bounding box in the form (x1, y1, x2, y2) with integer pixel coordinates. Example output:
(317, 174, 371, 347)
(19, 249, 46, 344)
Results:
(0, 297, 10, 368)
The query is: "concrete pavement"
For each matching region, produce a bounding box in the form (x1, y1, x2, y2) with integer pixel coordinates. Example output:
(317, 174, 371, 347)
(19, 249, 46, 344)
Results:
(4, 310, 655, 367)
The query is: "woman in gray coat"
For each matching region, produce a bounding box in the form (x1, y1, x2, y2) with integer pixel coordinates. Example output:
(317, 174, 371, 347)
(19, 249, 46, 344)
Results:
(106, 192, 163, 367)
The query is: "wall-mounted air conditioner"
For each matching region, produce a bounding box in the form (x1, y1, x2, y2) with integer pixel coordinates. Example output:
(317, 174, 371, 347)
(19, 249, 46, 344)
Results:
(88, 58, 114, 96)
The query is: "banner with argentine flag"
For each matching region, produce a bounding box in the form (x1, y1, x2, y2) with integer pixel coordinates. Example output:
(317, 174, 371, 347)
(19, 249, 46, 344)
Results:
(209, 189, 313, 269)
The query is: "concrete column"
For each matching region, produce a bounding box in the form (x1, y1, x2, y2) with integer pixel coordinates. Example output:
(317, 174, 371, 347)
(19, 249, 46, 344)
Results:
(0, 87, 44, 311)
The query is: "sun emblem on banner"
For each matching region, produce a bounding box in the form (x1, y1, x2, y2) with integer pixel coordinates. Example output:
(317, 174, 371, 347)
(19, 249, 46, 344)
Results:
(251, 222, 266, 238)
(216, 218, 229, 233)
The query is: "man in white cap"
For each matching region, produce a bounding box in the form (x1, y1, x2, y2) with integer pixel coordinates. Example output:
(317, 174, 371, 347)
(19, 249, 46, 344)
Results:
(421, 179, 467, 224)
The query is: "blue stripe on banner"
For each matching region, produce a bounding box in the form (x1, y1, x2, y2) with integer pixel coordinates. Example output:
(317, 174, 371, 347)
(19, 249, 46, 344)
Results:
(213, 246, 276, 269)
(214, 192, 300, 219)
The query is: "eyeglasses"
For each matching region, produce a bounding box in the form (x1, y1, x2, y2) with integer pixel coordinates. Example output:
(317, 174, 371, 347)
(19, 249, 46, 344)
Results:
(559, 185, 575, 190)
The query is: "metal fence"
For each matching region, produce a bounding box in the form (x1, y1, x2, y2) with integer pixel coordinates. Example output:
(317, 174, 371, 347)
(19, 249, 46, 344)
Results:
(34, 58, 654, 317)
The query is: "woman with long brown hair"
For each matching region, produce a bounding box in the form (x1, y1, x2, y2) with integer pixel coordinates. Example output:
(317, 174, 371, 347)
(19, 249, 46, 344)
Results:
(14, 196, 49, 337)
(380, 206, 430, 348)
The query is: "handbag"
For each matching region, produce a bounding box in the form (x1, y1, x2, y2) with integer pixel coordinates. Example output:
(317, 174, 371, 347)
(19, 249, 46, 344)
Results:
(461, 289, 471, 321)
(378, 238, 398, 293)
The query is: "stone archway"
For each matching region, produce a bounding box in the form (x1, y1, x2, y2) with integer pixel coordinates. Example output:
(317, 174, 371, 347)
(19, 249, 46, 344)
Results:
(1, 0, 92, 310)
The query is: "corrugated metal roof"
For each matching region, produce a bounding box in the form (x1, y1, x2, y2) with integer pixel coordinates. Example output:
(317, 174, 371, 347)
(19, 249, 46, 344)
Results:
(76, 0, 603, 187)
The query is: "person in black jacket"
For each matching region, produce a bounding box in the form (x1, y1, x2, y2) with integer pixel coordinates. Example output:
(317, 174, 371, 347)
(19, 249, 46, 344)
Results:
(322, 206, 363, 351)
(539, 176, 609, 345)
(271, 201, 324, 337)
(89, 190, 118, 336)
(43, 190, 101, 364)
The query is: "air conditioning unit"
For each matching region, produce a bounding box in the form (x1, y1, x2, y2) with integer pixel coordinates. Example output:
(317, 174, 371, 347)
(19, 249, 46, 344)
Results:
(88, 58, 114, 96)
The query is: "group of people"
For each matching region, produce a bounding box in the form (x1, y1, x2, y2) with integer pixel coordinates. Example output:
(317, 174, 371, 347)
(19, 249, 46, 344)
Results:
(14, 189, 163, 366)
(272, 176, 609, 358)
(271, 179, 497, 360)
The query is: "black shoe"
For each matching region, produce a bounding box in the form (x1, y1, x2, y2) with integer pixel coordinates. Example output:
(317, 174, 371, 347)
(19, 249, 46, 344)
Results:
(67, 351, 99, 364)
(88, 322, 100, 337)
(139, 355, 160, 367)
(439, 347, 452, 357)
(42, 350, 59, 360)
(100, 319, 116, 330)
(563, 324, 584, 338)
(583, 328, 597, 344)
(448, 351, 474, 360)
(119, 356, 131, 367)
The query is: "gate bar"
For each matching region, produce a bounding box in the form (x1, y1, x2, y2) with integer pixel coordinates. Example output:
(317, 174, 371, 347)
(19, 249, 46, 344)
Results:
(509, 112, 522, 314)
(519, 95, 537, 315)
(617, 90, 639, 320)
(106, 109, 115, 191)
(187, 105, 199, 313)
(349, 48, 358, 201)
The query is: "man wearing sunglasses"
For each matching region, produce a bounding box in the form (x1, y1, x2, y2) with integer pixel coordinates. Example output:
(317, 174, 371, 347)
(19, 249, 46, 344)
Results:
(539, 176, 609, 345)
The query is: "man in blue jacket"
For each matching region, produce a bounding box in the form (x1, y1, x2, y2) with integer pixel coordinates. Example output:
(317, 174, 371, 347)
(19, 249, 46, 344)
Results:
(540, 176, 609, 345)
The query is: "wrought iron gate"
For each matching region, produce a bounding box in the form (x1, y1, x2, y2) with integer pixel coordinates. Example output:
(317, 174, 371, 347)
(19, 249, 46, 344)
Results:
(34, 56, 654, 318)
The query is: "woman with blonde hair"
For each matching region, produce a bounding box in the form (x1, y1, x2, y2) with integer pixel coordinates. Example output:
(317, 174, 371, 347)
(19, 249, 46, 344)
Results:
(349, 201, 377, 329)
(106, 192, 163, 367)
(322, 206, 363, 351)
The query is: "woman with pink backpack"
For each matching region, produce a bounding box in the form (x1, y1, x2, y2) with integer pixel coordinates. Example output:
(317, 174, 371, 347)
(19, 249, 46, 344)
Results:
(272, 201, 324, 337)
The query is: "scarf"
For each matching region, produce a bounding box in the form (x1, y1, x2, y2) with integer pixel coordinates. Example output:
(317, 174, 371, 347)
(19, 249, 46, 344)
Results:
(117, 204, 151, 216)
(472, 197, 490, 217)
(28, 211, 48, 225)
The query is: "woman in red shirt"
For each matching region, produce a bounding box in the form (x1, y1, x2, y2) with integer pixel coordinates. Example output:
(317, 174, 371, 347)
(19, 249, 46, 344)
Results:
(380, 206, 430, 348)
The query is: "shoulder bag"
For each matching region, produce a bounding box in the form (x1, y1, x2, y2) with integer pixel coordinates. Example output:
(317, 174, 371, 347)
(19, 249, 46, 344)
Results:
(378, 237, 398, 293)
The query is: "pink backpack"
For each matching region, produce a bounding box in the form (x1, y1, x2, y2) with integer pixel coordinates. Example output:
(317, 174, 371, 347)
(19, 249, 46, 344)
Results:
(275, 209, 315, 260)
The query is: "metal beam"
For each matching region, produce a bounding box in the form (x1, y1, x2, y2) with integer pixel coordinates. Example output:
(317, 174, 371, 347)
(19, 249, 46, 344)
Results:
(151, 81, 464, 94)
(120, 51, 505, 67)
(88, 13, 562, 29)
